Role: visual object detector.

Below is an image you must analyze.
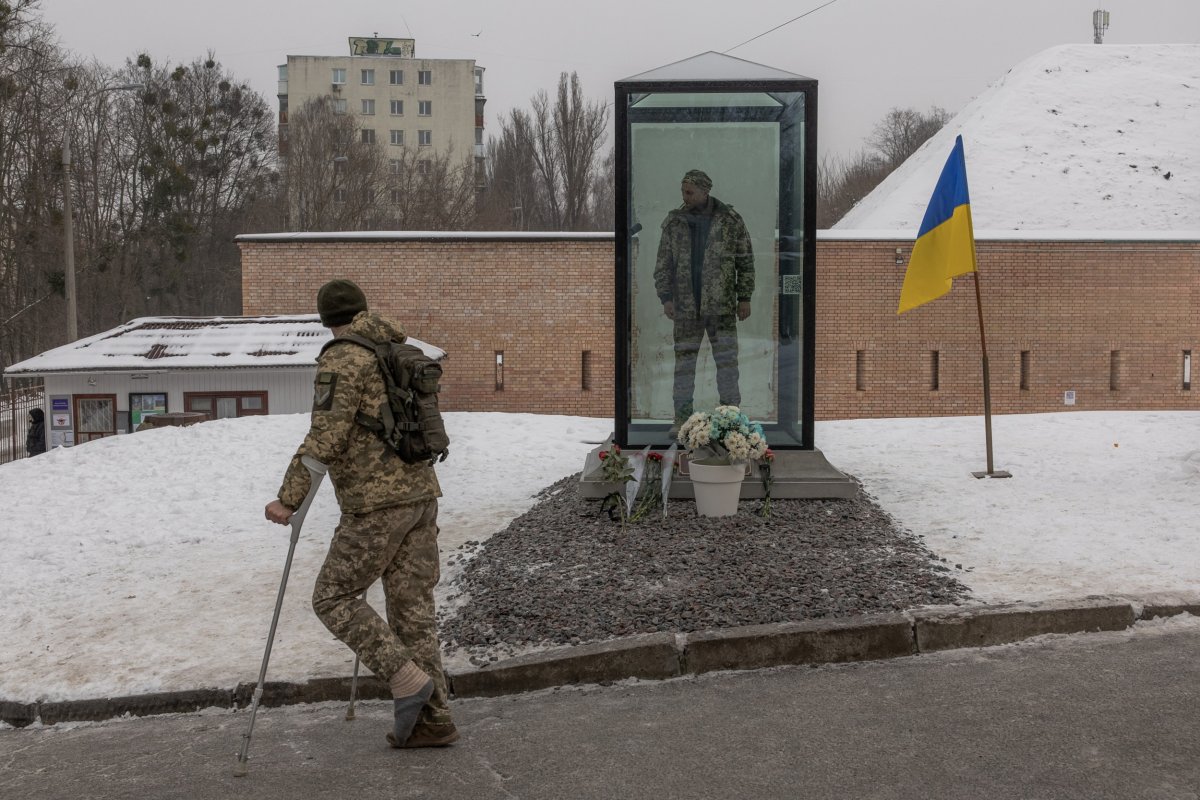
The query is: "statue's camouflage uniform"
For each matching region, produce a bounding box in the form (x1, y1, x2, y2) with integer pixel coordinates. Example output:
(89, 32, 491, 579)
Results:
(277, 309, 451, 726)
(654, 196, 755, 421)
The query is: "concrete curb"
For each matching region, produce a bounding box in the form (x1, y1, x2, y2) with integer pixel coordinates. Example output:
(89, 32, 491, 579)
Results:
(910, 597, 1137, 652)
(682, 613, 914, 675)
(452, 633, 681, 698)
(4, 593, 1197, 729)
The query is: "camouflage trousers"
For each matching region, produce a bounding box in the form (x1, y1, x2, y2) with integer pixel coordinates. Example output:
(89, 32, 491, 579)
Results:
(312, 499, 451, 725)
(672, 314, 741, 422)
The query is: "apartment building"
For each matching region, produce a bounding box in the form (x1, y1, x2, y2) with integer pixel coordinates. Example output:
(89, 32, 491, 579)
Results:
(277, 36, 485, 172)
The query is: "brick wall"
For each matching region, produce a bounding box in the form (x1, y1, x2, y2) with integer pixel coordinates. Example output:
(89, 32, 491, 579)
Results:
(238, 236, 614, 416)
(817, 237, 1200, 419)
(239, 234, 1200, 420)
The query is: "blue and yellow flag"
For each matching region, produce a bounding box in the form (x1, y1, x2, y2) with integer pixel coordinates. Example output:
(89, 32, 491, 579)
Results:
(898, 135, 977, 314)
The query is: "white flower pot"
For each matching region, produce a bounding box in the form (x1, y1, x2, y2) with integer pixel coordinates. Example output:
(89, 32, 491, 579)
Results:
(689, 460, 746, 517)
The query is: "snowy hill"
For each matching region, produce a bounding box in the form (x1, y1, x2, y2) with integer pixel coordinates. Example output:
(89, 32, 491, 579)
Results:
(833, 44, 1200, 233)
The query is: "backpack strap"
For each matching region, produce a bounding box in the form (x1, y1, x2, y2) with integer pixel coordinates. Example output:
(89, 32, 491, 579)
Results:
(318, 334, 395, 434)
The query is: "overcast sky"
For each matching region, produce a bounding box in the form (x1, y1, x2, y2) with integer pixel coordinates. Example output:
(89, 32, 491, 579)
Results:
(41, 0, 1200, 158)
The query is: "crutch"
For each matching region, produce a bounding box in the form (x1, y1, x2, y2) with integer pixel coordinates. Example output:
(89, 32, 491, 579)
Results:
(345, 589, 367, 721)
(234, 456, 327, 778)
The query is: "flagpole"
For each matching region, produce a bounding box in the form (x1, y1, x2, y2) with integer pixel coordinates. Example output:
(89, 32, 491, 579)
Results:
(971, 268, 1011, 479)
(973, 269, 994, 473)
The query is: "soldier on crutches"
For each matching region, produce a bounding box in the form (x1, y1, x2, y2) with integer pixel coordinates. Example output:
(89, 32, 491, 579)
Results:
(240, 280, 457, 776)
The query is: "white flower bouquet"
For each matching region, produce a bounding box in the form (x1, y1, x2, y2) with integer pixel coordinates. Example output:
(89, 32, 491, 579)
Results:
(677, 405, 769, 464)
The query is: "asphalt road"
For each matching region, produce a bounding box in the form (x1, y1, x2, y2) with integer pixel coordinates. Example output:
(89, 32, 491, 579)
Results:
(3, 620, 1198, 800)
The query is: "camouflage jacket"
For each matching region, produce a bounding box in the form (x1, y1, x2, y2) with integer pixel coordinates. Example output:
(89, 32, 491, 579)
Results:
(653, 196, 754, 318)
(277, 311, 442, 514)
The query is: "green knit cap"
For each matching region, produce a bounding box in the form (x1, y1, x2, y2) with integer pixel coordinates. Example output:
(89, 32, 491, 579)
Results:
(316, 279, 367, 327)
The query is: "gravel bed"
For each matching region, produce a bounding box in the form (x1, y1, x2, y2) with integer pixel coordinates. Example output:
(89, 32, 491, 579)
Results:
(439, 474, 972, 666)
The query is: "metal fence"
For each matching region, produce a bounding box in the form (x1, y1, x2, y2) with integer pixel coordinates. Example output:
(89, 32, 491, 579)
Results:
(1, 383, 45, 465)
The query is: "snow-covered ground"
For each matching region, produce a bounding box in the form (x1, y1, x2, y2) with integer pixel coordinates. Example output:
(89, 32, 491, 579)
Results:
(1, 410, 1197, 703)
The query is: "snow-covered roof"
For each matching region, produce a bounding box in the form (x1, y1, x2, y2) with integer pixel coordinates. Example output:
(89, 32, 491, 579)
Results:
(834, 44, 1200, 233)
(3, 315, 446, 376)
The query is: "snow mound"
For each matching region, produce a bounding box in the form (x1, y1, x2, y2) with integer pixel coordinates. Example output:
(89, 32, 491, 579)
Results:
(834, 44, 1200, 233)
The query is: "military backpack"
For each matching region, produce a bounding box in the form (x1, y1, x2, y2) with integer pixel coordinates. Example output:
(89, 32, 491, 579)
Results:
(322, 333, 450, 464)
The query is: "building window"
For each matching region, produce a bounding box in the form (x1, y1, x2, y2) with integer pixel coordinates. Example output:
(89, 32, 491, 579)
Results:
(474, 67, 484, 94)
(417, 160, 431, 174)
(331, 68, 346, 85)
(855, 350, 865, 391)
(389, 158, 402, 175)
(75, 394, 117, 443)
(361, 98, 375, 115)
(390, 129, 404, 146)
(930, 350, 940, 391)
(185, 391, 269, 420)
(390, 189, 402, 204)
(1020, 351, 1031, 391)
(418, 129, 432, 146)
(278, 65, 288, 81)
(475, 126, 484, 146)
(418, 100, 432, 116)
(361, 128, 376, 145)
(331, 98, 347, 114)
(389, 69, 404, 85)
(494, 350, 504, 390)
(333, 187, 347, 202)
(361, 68, 375, 86)
(390, 99, 404, 116)
(581, 350, 592, 391)
(1184, 350, 1192, 391)
(129, 392, 168, 431)
(418, 69, 432, 85)
(1109, 350, 1121, 391)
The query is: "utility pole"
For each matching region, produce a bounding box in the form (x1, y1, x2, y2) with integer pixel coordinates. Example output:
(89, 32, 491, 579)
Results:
(62, 82, 143, 342)
(62, 133, 77, 341)
(1093, 9, 1110, 44)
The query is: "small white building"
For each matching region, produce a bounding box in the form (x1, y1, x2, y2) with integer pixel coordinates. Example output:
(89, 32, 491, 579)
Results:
(2, 315, 443, 448)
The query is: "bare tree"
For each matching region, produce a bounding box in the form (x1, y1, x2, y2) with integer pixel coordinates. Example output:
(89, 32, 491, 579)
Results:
(74, 52, 279, 323)
(379, 145, 478, 230)
(817, 150, 890, 228)
(867, 106, 951, 169)
(478, 109, 541, 230)
(282, 96, 483, 233)
(818, 105, 951, 227)
(480, 71, 610, 231)
(0, 0, 75, 372)
(280, 96, 386, 231)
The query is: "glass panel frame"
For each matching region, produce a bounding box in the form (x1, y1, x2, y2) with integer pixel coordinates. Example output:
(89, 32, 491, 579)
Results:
(614, 75, 817, 452)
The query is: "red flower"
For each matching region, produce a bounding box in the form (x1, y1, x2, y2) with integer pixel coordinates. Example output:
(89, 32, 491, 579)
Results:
(763, 449, 776, 462)
(598, 450, 609, 460)
(647, 451, 663, 462)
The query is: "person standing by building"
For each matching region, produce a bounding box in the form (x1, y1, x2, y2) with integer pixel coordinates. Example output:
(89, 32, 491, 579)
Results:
(264, 279, 457, 748)
(25, 408, 46, 456)
(654, 169, 755, 436)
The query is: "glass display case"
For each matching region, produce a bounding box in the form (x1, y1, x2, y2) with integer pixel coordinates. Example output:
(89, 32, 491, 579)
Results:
(614, 53, 817, 450)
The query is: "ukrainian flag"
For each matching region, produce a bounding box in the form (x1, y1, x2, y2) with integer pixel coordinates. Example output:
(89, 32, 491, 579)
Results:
(897, 135, 977, 314)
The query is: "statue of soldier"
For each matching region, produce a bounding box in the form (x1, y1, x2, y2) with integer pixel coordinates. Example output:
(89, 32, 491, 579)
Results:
(654, 169, 755, 436)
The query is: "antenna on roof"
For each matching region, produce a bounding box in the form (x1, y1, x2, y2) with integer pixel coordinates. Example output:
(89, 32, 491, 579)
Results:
(1093, 8, 1110, 44)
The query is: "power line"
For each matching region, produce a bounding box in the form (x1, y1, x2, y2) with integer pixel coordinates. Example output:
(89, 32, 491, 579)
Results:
(724, 0, 846, 53)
